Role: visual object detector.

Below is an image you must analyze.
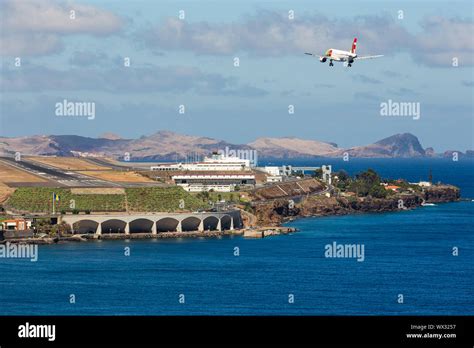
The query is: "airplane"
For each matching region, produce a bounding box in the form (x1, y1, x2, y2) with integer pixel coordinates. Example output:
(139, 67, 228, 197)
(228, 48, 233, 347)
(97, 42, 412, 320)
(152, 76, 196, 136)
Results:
(305, 38, 383, 67)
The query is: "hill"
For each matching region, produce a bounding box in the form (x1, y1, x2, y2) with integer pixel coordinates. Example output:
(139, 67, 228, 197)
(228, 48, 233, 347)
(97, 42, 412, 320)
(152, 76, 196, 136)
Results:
(248, 137, 338, 158)
(334, 133, 427, 158)
(0, 131, 460, 159)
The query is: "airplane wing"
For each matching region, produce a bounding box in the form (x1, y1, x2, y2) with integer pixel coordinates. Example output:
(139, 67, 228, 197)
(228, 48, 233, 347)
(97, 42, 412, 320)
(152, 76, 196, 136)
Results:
(354, 55, 384, 60)
(305, 53, 332, 61)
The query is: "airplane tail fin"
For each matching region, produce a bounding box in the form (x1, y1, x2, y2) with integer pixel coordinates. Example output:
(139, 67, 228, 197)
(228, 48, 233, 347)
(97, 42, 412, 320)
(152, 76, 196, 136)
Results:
(351, 38, 357, 54)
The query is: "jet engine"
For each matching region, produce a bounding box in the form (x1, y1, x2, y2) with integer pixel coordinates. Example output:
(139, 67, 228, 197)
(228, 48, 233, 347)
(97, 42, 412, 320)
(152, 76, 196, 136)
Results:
(320, 57, 327, 63)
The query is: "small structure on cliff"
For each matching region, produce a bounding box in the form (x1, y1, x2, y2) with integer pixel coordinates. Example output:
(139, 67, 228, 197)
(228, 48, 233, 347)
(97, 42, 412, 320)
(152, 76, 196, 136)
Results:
(322, 165, 332, 185)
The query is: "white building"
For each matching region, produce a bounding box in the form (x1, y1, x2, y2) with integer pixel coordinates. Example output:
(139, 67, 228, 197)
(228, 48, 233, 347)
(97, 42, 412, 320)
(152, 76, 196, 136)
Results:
(262, 166, 281, 176)
(260, 166, 283, 182)
(413, 181, 432, 187)
(172, 174, 256, 192)
(151, 153, 251, 172)
(0, 219, 32, 231)
(266, 176, 283, 183)
(322, 165, 332, 185)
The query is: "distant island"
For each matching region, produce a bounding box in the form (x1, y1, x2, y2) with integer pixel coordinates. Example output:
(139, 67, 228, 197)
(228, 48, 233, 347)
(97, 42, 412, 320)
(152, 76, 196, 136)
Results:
(1, 131, 472, 161)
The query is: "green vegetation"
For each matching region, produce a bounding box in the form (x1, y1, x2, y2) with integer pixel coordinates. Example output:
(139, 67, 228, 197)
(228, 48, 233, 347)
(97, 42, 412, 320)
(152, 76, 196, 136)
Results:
(6, 186, 211, 213)
(346, 169, 388, 198)
(333, 168, 422, 199)
(125, 186, 209, 212)
(334, 170, 351, 191)
(386, 179, 422, 193)
(7, 188, 125, 213)
(333, 169, 388, 198)
(194, 191, 248, 204)
(312, 168, 323, 179)
(242, 201, 253, 213)
(33, 218, 71, 236)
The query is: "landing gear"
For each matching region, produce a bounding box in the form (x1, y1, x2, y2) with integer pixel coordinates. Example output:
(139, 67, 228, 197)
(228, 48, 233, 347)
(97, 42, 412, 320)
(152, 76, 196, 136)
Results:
(329, 60, 334, 67)
(348, 63, 352, 67)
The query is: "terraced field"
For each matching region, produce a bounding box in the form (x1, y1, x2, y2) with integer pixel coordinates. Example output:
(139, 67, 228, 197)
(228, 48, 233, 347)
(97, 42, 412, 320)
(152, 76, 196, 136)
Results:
(6, 187, 126, 213)
(5, 187, 209, 213)
(125, 187, 209, 212)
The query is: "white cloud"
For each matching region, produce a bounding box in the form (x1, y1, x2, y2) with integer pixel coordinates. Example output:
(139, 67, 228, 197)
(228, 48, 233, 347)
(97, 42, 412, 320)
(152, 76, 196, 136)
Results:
(0, 0, 124, 56)
(412, 17, 474, 66)
(142, 11, 473, 67)
(143, 11, 410, 56)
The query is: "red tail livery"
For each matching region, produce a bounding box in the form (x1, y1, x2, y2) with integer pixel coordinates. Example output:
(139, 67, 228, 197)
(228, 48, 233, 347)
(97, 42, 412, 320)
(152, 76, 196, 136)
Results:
(351, 38, 357, 54)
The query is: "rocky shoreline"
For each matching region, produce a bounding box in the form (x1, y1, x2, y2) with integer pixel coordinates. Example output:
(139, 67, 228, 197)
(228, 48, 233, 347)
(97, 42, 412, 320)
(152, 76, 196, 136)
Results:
(252, 185, 461, 226)
(1, 185, 461, 244)
(1, 230, 245, 245)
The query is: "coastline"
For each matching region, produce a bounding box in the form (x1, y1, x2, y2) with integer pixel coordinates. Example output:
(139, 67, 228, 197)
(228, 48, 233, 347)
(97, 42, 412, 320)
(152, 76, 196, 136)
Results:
(1, 226, 299, 244)
(0, 183, 461, 244)
(2, 230, 242, 245)
(252, 184, 461, 226)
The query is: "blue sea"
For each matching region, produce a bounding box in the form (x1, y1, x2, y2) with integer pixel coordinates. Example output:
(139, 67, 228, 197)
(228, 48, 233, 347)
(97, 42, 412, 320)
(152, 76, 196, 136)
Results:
(0, 159, 472, 315)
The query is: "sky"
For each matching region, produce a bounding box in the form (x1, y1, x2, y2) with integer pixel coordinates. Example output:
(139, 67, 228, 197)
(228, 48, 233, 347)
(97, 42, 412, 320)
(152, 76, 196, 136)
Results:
(0, 0, 473, 152)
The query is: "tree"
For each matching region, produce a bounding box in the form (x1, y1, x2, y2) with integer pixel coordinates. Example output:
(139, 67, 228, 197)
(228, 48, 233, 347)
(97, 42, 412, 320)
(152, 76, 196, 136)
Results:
(197, 191, 210, 202)
(313, 168, 323, 179)
(51, 221, 72, 237)
(33, 218, 53, 235)
(336, 170, 350, 182)
(368, 184, 387, 198)
(356, 168, 380, 185)
(335, 170, 351, 191)
(350, 169, 383, 197)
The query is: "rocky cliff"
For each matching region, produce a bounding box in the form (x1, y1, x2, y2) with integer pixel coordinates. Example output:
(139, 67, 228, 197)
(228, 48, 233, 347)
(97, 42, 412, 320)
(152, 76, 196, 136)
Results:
(424, 185, 460, 203)
(251, 185, 460, 226)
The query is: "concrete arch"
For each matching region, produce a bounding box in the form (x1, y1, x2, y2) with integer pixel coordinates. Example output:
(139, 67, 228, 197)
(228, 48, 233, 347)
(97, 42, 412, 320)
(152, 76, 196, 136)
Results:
(156, 217, 179, 232)
(73, 219, 99, 234)
(129, 218, 153, 233)
(203, 216, 219, 231)
(181, 216, 201, 232)
(220, 215, 233, 230)
(102, 219, 127, 234)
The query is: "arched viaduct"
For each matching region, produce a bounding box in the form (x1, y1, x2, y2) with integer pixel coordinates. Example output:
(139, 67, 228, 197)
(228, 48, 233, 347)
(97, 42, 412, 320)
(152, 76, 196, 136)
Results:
(60, 210, 242, 235)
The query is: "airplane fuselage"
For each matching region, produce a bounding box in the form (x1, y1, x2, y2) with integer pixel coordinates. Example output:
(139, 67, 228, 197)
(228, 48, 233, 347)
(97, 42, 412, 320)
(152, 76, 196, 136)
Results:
(305, 38, 382, 67)
(321, 49, 357, 63)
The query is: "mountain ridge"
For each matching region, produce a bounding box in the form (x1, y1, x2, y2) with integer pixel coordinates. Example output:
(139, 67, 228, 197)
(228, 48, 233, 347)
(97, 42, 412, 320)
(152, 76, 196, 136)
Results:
(0, 131, 471, 160)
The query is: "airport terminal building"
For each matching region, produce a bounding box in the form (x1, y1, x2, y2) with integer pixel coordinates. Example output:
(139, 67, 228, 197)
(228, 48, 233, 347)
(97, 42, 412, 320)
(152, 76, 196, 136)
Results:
(151, 153, 251, 172)
(172, 174, 256, 192)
